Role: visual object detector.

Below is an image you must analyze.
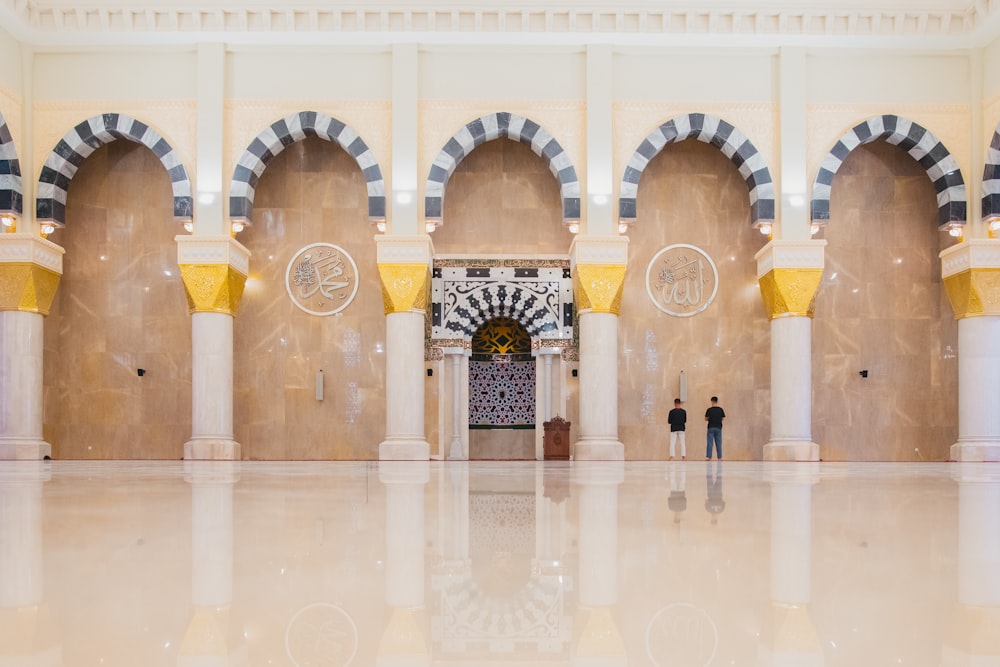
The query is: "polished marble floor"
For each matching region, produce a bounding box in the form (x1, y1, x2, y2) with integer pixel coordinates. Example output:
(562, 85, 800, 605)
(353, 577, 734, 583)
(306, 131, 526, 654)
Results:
(1, 460, 997, 666)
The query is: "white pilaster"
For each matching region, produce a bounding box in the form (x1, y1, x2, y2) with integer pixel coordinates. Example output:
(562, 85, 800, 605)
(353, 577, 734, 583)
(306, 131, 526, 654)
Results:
(195, 42, 225, 234)
(586, 44, 613, 236)
(446, 349, 467, 461)
(778, 46, 810, 240)
(391, 43, 419, 235)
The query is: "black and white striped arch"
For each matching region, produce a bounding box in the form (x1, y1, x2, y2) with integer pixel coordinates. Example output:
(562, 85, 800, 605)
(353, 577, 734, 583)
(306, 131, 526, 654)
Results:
(431, 266, 574, 342)
(0, 113, 21, 215)
(619, 113, 775, 227)
(229, 111, 385, 223)
(425, 112, 581, 226)
(36, 113, 192, 226)
(984, 123, 1000, 225)
(812, 115, 966, 229)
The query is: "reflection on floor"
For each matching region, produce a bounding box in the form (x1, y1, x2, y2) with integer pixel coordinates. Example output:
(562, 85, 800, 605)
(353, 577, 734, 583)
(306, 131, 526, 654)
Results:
(1, 460, 997, 665)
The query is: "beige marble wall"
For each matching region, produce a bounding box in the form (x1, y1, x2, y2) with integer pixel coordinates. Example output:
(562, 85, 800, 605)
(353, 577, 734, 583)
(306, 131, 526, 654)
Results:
(233, 136, 385, 460)
(813, 141, 958, 461)
(620, 140, 770, 460)
(43, 141, 192, 459)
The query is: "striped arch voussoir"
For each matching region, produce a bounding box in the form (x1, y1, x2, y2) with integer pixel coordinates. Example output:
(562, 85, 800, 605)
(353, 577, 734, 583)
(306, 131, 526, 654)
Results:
(35, 113, 193, 226)
(440, 281, 561, 340)
(0, 113, 23, 216)
(811, 114, 967, 229)
(228, 110, 385, 225)
(618, 112, 775, 227)
(984, 123, 1000, 224)
(424, 111, 581, 227)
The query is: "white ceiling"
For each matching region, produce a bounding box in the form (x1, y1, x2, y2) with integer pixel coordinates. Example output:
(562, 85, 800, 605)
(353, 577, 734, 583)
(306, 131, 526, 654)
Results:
(2, 0, 999, 48)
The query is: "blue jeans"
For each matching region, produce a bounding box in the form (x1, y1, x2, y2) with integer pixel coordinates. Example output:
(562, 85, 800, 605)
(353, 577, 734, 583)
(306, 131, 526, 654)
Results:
(706, 427, 722, 459)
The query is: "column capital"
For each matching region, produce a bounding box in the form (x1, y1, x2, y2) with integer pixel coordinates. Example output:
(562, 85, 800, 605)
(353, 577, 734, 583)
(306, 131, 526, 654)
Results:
(755, 239, 826, 320)
(176, 235, 250, 316)
(569, 235, 628, 266)
(376, 235, 433, 315)
(0, 234, 64, 314)
(940, 239, 1000, 319)
(571, 236, 628, 316)
(375, 234, 434, 265)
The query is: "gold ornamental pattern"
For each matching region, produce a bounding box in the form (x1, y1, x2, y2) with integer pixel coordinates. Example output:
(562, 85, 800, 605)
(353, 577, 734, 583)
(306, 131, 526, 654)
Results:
(757, 268, 823, 319)
(285, 243, 359, 316)
(180, 264, 248, 316)
(0, 262, 61, 315)
(944, 268, 1000, 319)
(378, 263, 429, 314)
(574, 264, 627, 315)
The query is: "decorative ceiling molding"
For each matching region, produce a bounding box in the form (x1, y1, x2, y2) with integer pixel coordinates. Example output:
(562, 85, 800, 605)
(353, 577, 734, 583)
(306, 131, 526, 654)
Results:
(2, 2, 999, 46)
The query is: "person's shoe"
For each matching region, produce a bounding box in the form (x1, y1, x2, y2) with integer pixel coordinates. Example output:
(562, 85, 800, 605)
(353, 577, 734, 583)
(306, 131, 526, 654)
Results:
(669, 456, 674, 461)
(682, 456, 686, 461)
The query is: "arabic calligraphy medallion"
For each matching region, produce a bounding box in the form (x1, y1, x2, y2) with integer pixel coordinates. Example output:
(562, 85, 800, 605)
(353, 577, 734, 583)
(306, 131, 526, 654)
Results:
(285, 243, 359, 316)
(645, 244, 719, 317)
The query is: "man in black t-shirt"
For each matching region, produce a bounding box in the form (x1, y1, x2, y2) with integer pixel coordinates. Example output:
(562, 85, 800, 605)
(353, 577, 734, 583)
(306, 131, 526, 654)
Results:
(705, 396, 726, 460)
(667, 398, 687, 460)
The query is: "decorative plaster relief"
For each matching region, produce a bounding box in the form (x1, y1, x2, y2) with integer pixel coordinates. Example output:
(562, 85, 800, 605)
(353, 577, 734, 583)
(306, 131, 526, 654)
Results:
(285, 242, 359, 316)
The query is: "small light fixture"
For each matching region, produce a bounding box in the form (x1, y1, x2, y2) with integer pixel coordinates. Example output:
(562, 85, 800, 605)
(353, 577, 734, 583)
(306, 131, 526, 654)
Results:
(1, 214, 16, 233)
(618, 222, 629, 234)
(40, 223, 55, 237)
(567, 222, 579, 234)
(758, 223, 772, 236)
(989, 219, 1000, 236)
(810, 224, 820, 236)
(948, 226, 962, 238)
(376, 220, 387, 233)
(183, 221, 194, 233)
(231, 220, 247, 236)
(425, 221, 437, 233)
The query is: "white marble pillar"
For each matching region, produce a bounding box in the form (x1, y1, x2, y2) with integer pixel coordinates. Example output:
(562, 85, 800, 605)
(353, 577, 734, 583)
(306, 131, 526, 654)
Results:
(177, 236, 249, 461)
(446, 349, 467, 461)
(377, 236, 433, 460)
(571, 237, 628, 461)
(759, 464, 823, 666)
(0, 235, 63, 460)
(756, 240, 826, 461)
(573, 463, 626, 665)
(378, 462, 430, 667)
(941, 240, 1000, 462)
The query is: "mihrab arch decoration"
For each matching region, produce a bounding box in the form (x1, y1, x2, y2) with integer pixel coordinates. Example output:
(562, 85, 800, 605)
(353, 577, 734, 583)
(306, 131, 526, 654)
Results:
(0, 112, 22, 215)
(229, 110, 385, 224)
(424, 112, 581, 227)
(36, 113, 193, 225)
(619, 113, 776, 227)
(811, 114, 966, 229)
(984, 122, 1000, 225)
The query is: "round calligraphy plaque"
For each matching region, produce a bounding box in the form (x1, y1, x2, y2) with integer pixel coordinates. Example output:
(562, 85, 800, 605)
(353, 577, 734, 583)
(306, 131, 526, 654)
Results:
(285, 602, 359, 667)
(285, 243, 359, 316)
(645, 602, 718, 667)
(645, 244, 719, 317)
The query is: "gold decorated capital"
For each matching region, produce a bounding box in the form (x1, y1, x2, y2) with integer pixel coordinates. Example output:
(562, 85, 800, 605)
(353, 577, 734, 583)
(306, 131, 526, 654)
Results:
(574, 264, 627, 315)
(0, 262, 61, 315)
(759, 603, 821, 653)
(179, 264, 247, 315)
(378, 263, 428, 314)
(758, 268, 823, 319)
(943, 268, 1000, 319)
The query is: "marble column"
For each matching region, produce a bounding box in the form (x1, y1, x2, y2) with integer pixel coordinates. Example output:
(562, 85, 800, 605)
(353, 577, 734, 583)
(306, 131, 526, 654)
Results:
(378, 461, 430, 667)
(444, 348, 468, 461)
(942, 465, 1000, 663)
(573, 463, 626, 666)
(755, 240, 826, 461)
(759, 464, 823, 666)
(0, 235, 63, 460)
(941, 239, 1000, 462)
(570, 236, 628, 461)
(177, 236, 249, 461)
(377, 236, 433, 460)
(0, 462, 59, 664)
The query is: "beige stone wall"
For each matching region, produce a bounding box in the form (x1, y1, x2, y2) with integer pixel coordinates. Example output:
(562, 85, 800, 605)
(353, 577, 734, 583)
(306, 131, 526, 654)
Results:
(233, 136, 386, 460)
(43, 141, 192, 458)
(813, 141, 958, 461)
(620, 140, 769, 460)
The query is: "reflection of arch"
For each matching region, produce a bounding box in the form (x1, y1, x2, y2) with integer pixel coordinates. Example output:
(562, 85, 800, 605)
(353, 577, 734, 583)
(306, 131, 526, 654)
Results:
(0, 112, 22, 215)
(985, 123, 1000, 225)
(619, 113, 775, 227)
(811, 114, 966, 229)
(229, 110, 385, 224)
(36, 113, 193, 226)
(425, 111, 581, 226)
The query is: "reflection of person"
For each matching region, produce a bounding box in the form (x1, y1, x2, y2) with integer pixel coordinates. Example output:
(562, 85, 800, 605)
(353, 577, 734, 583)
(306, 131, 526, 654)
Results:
(704, 396, 725, 460)
(667, 398, 687, 460)
(668, 460, 687, 524)
(705, 460, 725, 524)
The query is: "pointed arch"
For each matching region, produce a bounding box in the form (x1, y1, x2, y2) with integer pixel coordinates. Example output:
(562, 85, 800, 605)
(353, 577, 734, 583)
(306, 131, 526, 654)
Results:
(36, 113, 193, 226)
(0, 111, 23, 215)
(984, 123, 1000, 225)
(229, 110, 386, 224)
(424, 112, 581, 226)
(811, 114, 966, 229)
(619, 113, 775, 227)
